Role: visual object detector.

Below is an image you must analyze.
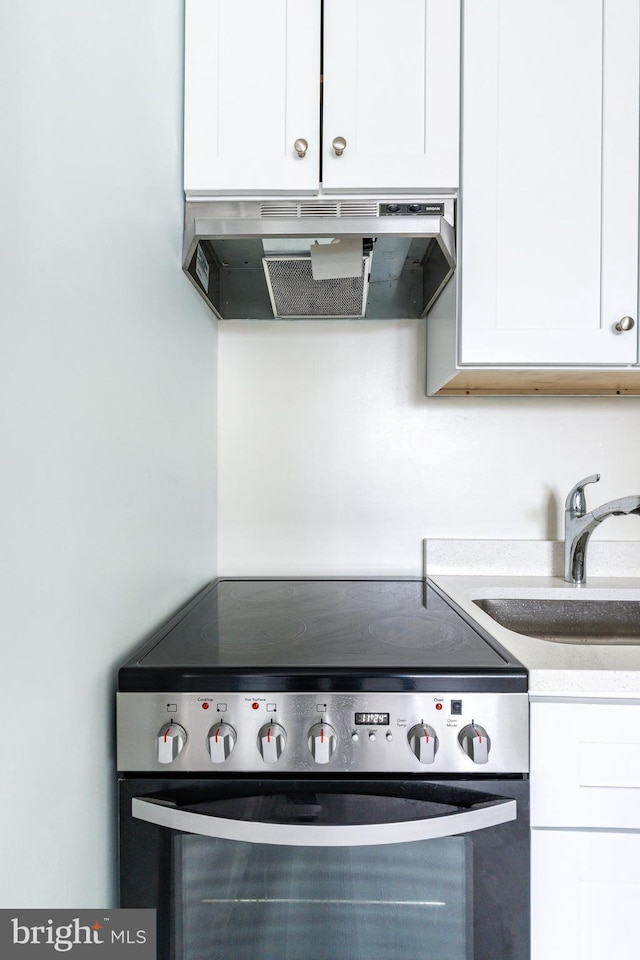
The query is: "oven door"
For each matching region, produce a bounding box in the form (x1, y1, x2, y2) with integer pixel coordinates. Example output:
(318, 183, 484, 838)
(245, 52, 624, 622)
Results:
(119, 777, 529, 960)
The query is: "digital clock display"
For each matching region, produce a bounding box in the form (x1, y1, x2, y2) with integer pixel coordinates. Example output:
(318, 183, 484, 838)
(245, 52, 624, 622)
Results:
(354, 712, 390, 726)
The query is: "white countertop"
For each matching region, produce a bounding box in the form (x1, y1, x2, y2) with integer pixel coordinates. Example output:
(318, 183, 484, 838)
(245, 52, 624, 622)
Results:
(425, 539, 640, 700)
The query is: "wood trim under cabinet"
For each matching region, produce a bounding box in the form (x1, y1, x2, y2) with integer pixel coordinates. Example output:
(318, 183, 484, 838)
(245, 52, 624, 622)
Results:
(429, 368, 640, 396)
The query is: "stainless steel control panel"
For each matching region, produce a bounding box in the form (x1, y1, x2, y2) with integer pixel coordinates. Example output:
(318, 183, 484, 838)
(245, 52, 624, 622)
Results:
(117, 690, 529, 774)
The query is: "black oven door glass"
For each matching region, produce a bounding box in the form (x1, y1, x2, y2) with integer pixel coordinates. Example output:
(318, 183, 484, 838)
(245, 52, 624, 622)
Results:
(177, 831, 470, 960)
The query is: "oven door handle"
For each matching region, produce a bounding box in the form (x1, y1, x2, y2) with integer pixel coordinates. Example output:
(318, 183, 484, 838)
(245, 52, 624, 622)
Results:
(132, 795, 517, 847)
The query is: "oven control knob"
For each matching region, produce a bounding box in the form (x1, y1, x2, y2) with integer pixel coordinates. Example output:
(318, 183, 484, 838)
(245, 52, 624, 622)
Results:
(257, 722, 287, 763)
(407, 724, 439, 763)
(458, 723, 491, 764)
(308, 722, 337, 764)
(207, 722, 237, 763)
(157, 722, 187, 764)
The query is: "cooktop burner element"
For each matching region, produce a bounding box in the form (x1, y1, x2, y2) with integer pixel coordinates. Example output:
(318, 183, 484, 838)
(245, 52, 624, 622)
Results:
(118, 578, 526, 693)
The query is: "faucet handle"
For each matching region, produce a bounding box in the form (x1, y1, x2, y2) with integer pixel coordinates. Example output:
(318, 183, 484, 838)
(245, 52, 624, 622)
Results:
(565, 474, 600, 516)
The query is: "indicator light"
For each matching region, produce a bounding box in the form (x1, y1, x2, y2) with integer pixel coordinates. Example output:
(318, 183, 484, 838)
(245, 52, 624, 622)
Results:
(252, 702, 260, 710)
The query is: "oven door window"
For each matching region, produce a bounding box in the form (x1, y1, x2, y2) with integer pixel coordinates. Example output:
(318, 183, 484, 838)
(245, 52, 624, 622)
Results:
(133, 785, 518, 960)
(177, 831, 469, 960)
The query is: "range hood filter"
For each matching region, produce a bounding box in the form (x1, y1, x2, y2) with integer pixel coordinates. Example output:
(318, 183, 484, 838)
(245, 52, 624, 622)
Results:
(263, 254, 372, 319)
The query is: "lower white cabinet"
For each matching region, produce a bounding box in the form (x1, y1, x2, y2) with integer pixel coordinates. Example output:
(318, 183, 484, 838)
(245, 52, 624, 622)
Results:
(531, 700, 640, 959)
(532, 830, 640, 959)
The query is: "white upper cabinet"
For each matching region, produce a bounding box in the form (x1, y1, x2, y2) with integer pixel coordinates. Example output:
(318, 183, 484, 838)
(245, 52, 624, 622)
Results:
(322, 0, 460, 192)
(184, 0, 321, 195)
(460, 0, 640, 366)
(184, 0, 460, 196)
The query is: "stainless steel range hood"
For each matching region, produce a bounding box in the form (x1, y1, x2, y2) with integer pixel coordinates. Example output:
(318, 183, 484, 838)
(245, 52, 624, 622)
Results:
(182, 197, 456, 320)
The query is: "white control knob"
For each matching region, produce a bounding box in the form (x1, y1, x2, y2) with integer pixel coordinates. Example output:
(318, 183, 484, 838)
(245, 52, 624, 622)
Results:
(458, 723, 491, 764)
(407, 723, 439, 764)
(308, 722, 337, 764)
(258, 722, 286, 764)
(157, 721, 187, 764)
(207, 722, 236, 764)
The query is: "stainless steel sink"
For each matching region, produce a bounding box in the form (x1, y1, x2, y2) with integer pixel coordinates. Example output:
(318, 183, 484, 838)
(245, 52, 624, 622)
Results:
(473, 598, 640, 645)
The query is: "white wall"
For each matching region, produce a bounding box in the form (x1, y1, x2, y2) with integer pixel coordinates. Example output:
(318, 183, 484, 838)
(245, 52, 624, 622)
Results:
(0, 2, 217, 907)
(218, 319, 640, 575)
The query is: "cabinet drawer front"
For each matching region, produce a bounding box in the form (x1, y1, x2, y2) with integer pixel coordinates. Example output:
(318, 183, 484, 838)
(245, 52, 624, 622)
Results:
(531, 701, 640, 828)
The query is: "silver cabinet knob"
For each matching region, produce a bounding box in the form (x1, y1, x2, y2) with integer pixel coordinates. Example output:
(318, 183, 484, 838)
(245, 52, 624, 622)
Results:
(615, 316, 635, 332)
(332, 136, 347, 157)
(294, 138, 308, 158)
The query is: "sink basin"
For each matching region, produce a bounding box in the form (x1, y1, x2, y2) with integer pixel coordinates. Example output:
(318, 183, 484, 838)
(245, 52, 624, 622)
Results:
(473, 598, 640, 645)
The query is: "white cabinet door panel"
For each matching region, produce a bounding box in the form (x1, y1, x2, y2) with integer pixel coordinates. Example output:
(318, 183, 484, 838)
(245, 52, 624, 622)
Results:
(184, 0, 320, 195)
(531, 702, 640, 829)
(322, 0, 460, 192)
(532, 830, 640, 959)
(460, 0, 639, 365)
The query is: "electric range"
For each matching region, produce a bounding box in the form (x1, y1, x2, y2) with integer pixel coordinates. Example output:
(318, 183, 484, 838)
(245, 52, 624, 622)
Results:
(117, 578, 530, 960)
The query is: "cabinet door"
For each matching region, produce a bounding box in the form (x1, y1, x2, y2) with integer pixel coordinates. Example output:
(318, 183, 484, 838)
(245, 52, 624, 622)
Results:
(460, 0, 639, 365)
(530, 701, 640, 829)
(532, 829, 640, 959)
(184, 0, 320, 195)
(322, 0, 460, 192)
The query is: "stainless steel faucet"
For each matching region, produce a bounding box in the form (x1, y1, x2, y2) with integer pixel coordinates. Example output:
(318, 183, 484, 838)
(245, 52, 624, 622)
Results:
(564, 474, 640, 584)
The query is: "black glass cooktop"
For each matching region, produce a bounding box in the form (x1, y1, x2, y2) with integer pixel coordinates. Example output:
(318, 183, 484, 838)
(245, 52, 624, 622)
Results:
(119, 579, 526, 693)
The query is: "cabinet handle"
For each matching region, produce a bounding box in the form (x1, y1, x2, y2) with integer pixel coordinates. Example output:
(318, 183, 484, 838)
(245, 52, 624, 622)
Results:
(615, 316, 635, 332)
(332, 136, 347, 157)
(294, 138, 308, 158)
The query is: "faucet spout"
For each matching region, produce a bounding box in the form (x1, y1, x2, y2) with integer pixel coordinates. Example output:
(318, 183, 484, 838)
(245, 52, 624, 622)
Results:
(591, 495, 640, 523)
(564, 479, 640, 584)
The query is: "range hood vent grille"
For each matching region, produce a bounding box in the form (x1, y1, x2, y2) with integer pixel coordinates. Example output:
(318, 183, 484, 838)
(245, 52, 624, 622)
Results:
(263, 254, 372, 318)
(260, 201, 380, 220)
